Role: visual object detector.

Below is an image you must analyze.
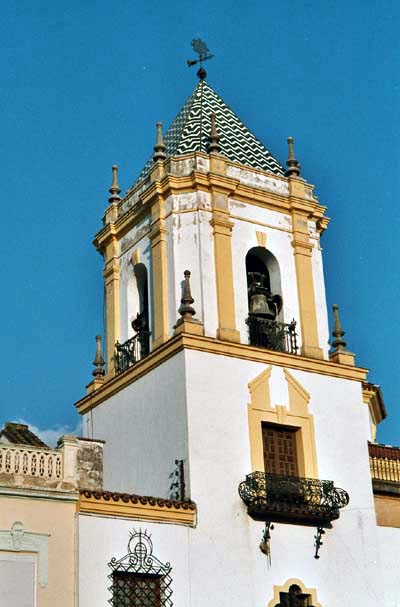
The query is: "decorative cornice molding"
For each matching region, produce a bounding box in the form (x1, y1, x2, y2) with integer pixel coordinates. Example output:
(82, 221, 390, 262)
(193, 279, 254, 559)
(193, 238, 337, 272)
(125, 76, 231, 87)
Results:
(75, 333, 368, 415)
(79, 490, 196, 526)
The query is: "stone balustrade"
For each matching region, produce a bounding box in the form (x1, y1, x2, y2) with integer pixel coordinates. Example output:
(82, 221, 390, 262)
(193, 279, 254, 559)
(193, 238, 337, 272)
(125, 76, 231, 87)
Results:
(0, 436, 104, 493)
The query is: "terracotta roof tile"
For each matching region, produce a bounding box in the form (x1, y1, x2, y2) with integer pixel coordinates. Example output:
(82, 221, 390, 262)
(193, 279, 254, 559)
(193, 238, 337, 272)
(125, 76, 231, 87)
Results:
(369, 442, 400, 460)
(0, 422, 49, 449)
(80, 489, 196, 511)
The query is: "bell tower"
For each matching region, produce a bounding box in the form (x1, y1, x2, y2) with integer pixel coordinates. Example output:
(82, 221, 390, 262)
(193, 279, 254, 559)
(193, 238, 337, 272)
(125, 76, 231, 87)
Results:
(75, 68, 383, 606)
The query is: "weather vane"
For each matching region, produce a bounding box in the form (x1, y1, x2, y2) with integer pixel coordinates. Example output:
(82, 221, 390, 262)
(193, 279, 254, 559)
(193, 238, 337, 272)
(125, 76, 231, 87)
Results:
(187, 39, 213, 80)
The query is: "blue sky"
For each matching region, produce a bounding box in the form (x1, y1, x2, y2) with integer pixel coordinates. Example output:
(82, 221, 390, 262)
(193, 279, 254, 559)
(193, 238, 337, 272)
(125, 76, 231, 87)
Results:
(1, 0, 399, 445)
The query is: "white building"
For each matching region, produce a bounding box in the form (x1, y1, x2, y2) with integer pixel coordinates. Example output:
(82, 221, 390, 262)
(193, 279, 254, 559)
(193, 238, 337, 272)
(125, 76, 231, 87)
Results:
(73, 72, 396, 606)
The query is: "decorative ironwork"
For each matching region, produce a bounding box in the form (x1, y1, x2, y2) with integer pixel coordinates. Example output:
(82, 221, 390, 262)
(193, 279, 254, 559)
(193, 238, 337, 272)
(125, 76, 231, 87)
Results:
(259, 521, 274, 565)
(108, 529, 173, 606)
(238, 472, 349, 527)
(274, 584, 315, 607)
(314, 527, 325, 559)
(169, 459, 185, 501)
(114, 313, 150, 375)
(246, 316, 298, 354)
(186, 38, 213, 80)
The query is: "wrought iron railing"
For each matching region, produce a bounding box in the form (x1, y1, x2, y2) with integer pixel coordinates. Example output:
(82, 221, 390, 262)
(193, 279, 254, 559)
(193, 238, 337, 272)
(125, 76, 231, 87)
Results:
(114, 330, 151, 375)
(246, 317, 298, 354)
(238, 472, 349, 527)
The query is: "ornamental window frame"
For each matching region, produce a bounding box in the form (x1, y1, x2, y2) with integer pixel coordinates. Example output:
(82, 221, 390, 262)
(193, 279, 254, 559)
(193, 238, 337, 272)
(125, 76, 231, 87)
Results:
(108, 529, 173, 607)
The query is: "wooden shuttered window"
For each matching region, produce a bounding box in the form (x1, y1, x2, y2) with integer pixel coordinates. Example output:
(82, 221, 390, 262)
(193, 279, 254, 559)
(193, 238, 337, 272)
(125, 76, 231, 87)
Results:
(262, 423, 299, 477)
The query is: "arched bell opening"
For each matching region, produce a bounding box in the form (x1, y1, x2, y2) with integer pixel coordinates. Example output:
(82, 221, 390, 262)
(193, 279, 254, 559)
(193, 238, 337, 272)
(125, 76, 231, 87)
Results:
(131, 263, 150, 357)
(246, 247, 283, 322)
(245, 248, 297, 354)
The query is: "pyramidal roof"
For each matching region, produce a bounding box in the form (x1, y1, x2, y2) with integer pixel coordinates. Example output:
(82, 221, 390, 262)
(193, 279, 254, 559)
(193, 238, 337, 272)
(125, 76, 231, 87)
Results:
(137, 80, 284, 181)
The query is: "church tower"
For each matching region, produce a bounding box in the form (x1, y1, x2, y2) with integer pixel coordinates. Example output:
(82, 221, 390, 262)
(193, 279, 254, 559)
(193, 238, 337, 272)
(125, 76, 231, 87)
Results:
(75, 67, 384, 606)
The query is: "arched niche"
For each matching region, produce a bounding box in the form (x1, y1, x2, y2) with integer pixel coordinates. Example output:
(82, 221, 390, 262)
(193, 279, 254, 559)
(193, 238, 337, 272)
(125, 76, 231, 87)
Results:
(245, 247, 283, 321)
(127, 262, 150, 334)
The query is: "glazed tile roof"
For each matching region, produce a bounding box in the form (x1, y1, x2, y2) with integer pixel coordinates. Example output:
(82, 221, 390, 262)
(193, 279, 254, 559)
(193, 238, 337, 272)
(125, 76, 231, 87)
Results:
(138, 80, 284, 181)
(0, 422, 49, 449)
(80, 489, 196, 511)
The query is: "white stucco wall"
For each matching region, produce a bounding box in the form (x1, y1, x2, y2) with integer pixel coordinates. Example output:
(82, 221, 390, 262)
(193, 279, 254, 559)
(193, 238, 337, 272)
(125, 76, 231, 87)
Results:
(82, 346, 386, 606)
(376, 526, 400, 607)
(182, 349, 383, 607)
(83, 352, 188, 497)
(78, 515, 191, 607)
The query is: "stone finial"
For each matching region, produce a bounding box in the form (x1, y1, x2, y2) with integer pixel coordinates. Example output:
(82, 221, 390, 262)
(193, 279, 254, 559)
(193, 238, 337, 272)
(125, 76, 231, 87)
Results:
(208, 113, 221, 154)
(285, 137, 301, 178)
(108, 165, 121, 203)
(331, 304, 347, 351)
(179, 270, 196, 321)
(92, 335, 105, 378)
(153, 122, 167, 162)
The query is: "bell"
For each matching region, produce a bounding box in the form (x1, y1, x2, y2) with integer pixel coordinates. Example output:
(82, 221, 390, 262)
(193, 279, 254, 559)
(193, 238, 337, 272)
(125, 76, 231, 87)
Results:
(249, 293, 275, 319)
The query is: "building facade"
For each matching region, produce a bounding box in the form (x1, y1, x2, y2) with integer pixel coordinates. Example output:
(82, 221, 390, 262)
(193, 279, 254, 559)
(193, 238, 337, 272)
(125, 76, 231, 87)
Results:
(73, 75, 393, 606)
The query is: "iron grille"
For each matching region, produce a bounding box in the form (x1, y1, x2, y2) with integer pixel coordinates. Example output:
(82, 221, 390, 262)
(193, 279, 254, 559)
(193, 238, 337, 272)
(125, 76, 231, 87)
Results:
(114, 330, 151, 375)
(246, 317, 298, 354)
(108, 530, 172, 607)
(238, 471, 349, 527)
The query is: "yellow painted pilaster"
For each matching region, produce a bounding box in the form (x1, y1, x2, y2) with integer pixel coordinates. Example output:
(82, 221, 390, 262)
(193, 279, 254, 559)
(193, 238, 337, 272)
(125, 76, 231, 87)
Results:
(289, 178, 323, 359)
(149, 197, 169, 349)
(103, 237, 120, 377)
(210, 195, 240, 343)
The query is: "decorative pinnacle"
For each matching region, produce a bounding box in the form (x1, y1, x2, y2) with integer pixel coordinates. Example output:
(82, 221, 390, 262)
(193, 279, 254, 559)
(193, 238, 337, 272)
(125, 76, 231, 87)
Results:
(179, 270, 196, 320)
(92, 335, 105, 378)
(285, 137, 301, 178)
(208, 113, 221, 154)
(332, 304, 347, 350)
(108, 165, 121, 203)
(153, 122, 167, 162)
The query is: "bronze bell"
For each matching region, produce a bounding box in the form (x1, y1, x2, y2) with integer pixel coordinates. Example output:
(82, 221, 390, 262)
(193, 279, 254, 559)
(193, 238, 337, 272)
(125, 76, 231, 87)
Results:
(249, 292, 274, 318)
(248, 272, 283, 320)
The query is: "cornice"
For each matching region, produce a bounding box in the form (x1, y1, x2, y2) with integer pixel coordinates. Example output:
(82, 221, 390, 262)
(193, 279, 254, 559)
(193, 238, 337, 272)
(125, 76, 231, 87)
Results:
(75, 333, 368, 415)
(0, 485, 79, 502)
(93, 165, 329, 251)
(78, 491, 196, 526)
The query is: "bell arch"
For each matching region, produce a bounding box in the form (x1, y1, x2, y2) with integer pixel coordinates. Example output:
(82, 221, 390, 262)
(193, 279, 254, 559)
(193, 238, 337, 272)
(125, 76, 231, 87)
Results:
(126, 262, 150, 336)
(245, 247, 283, 321)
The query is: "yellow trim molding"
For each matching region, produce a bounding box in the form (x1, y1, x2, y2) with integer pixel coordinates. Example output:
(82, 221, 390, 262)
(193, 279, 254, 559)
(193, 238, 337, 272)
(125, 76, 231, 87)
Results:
(78, 492, 196, 526)
(75, 333, 368, 415)
(267, 578, 322, 607)
(290, 210, 323, 360)
(210, 193, 240, 343)
(248, 367, 318, 478)
(149, 197, 169, 348)
(363, 382, 386, 441)
(103, 237, 120, 376)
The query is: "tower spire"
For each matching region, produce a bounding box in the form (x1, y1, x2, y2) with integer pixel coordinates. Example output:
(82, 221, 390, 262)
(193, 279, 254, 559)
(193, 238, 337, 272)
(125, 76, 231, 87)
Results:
(153, 122, 167, 162)
(108, 165, 121, 203)
(285, 137, 301, 178)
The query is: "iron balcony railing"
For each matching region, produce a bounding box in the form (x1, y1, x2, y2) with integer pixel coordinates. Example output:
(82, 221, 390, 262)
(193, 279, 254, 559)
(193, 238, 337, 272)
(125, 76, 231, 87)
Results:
(246, 316, 298, 355)
(239, 471, 349, 527)
(114, 331, 151, 375)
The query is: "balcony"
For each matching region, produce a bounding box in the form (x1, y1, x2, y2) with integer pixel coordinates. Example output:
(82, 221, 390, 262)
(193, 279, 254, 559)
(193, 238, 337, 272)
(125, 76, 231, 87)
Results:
(114, 330, 151, 375)
(238, 472, 349, 528)
(246, 316, 298, 355)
